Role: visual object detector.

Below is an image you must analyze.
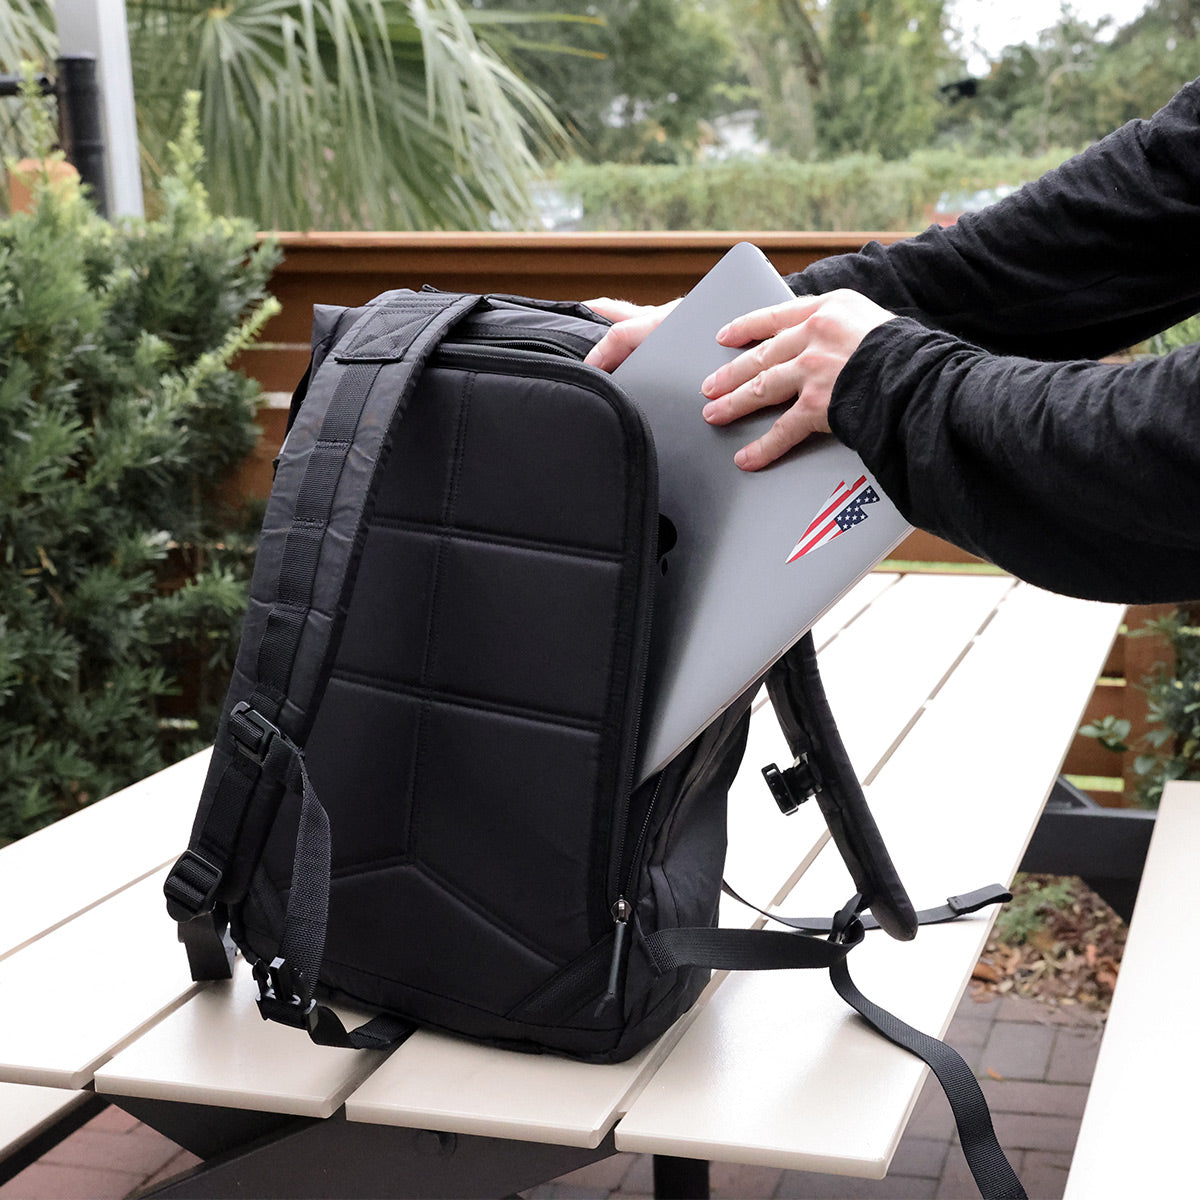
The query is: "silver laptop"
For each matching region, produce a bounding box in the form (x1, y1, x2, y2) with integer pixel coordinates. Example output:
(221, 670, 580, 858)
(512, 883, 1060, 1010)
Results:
(614, 242, 911, 783)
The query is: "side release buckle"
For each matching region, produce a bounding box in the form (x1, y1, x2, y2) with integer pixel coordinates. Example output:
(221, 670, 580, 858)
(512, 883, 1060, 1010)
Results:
(762, 752, 824, 815)
(254, 956, 318, 1033)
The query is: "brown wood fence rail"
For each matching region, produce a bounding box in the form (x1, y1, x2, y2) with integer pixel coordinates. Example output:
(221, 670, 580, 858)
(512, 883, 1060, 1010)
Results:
(228, 231, 1168, 807)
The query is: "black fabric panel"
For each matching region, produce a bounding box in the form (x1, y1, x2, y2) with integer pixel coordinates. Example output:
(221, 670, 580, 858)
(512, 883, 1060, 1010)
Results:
(304, 679, 421, 866)
(451, 372, 632, 551)
(323, 865, 559, 1015)
(429, 542, 622, 721)
(333, 526, 441, 686)
(411, 704, 600, 960)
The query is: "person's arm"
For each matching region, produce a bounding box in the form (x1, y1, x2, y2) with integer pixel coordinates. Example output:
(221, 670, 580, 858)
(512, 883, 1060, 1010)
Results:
(790, 78, 1200, 360)
(831, 319, 1200, 603)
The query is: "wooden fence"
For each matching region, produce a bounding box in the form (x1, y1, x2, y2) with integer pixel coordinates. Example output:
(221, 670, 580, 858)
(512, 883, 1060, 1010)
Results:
(228, 231, 1169, 806)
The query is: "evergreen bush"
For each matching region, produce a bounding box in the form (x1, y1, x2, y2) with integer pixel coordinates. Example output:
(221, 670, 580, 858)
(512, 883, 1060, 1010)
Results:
(552, 148, 1074, 231)
(0, 92, 280, 844)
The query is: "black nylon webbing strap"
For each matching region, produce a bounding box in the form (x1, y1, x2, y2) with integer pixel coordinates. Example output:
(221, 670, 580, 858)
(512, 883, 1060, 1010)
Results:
(644, 923, 859, 974)
(646, 901, 1025, 1200)
(720, 880, 1013, 934)
(830, 957, 1027, 1199)
(165, 292, 482, 966)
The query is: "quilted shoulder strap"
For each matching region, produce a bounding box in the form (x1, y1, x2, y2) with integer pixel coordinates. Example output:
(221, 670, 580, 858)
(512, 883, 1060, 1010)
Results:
(164, 291, 483, 949)
(764, 630, 918, 941)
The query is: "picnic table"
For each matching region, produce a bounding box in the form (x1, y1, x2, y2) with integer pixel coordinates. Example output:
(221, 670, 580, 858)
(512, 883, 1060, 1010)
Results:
(0, 571, 1123, 1198)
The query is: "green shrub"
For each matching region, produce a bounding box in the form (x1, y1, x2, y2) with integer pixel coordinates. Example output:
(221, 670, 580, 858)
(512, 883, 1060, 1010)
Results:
(552, 148, 1074, 231)
(0, 94, 280, 844)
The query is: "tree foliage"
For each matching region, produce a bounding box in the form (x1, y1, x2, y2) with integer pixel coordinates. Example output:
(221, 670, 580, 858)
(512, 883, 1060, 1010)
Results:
(0, 95, 278, 844)
(497, 0, 748, 164)
(3, 0, 568, 230)
(941, 1, 1200, 154)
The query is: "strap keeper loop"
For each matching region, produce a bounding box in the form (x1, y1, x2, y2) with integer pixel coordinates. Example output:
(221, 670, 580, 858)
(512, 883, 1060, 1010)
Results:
(163, 849, 224, 922)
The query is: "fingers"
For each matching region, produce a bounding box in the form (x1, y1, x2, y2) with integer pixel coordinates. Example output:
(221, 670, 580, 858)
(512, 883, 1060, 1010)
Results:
(582, 297, 642, 323)
(733, 402, 828, 472)
(583, 298, 681, 371)
(700, 322, 809, 424)
(703, 290, 897, 472)
(715, 295, 824, 349)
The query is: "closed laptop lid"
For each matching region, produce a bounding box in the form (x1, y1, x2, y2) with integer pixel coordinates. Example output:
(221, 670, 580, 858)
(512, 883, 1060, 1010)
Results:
(614, 242, 911, 783)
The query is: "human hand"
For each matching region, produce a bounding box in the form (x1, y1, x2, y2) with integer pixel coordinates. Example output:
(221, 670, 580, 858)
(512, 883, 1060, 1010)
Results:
(582, 297, 682, 371)
(700, 290, 896, 471)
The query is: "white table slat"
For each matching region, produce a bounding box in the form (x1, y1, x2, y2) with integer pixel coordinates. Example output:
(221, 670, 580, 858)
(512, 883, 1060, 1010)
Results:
(722, 573, 1014, 916)
(345, 1018, 691, 1149)
(815, 573, 1015, 785)
(95, 958, 389, 1119)
(0, 870, 200, 1089)
(1064, 781, 1200, 1200)
(615, 584, 1122, 1173)
(810, 572, 898, 651)
(0, 749, 208, 961)
(0, 1083, 92, 1159)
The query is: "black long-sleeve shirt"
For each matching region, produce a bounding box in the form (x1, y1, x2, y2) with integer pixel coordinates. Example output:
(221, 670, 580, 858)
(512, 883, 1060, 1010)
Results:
(785, 77, 1200, 603)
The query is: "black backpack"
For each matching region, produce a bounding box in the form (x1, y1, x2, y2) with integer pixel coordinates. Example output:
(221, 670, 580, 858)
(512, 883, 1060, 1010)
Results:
(164, 288, 1025, 1199)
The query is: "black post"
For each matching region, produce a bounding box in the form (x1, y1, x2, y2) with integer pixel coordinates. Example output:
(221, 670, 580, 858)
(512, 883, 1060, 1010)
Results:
(653, 1155, 711, 1199)
(55, 54, 108, 217)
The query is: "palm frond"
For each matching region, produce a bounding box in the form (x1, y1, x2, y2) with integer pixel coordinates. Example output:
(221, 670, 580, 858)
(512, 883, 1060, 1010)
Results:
(126, 0, 567, 230)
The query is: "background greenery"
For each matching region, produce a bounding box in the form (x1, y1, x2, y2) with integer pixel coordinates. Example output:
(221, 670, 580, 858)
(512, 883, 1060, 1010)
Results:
(0, 96, 277, 844)
(1, 3, 1198, 844)
(553, 147, 1071, 231)
(4, 1, 1200, 230)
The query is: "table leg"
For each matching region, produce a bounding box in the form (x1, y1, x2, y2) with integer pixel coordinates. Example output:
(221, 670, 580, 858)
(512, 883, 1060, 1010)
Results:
(117, 1099, 619, 1199)
(653, 1155, 711, 1199)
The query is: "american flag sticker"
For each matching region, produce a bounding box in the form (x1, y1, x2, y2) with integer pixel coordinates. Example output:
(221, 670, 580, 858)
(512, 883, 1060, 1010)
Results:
(786, 474, 880, 563)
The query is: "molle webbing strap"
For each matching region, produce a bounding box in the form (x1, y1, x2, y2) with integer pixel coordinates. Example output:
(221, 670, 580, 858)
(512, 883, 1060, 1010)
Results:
(164, 292, 482, 936)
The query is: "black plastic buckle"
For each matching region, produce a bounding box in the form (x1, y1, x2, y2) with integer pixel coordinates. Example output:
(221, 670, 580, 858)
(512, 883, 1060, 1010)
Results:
(163, 849, 224, 922)
(253, 956, 318, 1033)
(947, 884, 1013, 916)
(229, 701, 281, 765)
(176, 910, 237, 980)
(830, 893, 866, 946)
(762, 752, 823, 816)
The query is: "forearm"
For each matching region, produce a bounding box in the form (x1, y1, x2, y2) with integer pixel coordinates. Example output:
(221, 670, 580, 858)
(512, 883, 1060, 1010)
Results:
(788, 78, 1200, 360)
(831, 320, 1200, 602)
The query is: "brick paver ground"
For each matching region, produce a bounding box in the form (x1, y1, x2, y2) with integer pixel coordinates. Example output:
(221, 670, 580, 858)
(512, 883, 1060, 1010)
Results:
(0, 992, 1103, 1200)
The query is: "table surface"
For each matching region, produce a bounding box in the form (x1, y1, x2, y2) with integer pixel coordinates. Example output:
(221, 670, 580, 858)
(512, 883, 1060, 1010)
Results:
(0, 572, 1124, 1192)
(1064, 778, 1199, 1200)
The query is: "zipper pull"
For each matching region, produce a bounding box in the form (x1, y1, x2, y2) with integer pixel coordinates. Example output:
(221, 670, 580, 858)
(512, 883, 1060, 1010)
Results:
(595, 898, 632, 1017)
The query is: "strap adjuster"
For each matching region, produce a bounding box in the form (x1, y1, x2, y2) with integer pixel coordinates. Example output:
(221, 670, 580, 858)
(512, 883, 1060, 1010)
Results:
(948, 884, 1013, 916)
(229, 701, 282, 765)
(254, 956, 318, 1033)
(163, 849, 224, 921)
(762, 752, 823, 815)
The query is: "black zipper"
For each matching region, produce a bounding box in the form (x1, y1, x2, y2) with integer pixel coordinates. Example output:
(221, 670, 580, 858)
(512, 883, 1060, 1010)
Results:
(450, 331, 590, 359)
(597, 770, 665, 1013)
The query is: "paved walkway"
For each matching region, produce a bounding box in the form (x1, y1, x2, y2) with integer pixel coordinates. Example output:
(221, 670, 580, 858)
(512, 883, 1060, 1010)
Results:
(0, 991, 1103, 1200)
